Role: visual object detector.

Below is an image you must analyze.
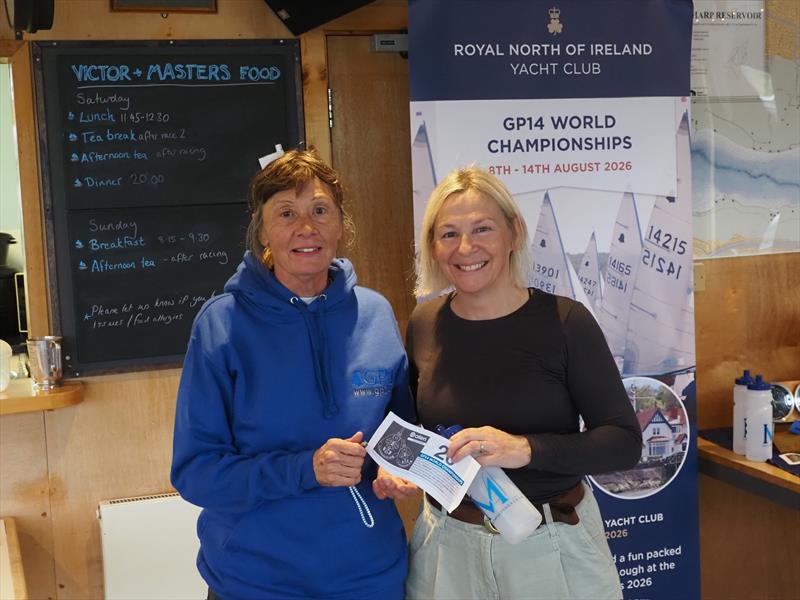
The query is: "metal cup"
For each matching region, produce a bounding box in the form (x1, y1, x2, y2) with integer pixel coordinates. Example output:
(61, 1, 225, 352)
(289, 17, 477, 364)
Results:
(26, 336, 63, 390)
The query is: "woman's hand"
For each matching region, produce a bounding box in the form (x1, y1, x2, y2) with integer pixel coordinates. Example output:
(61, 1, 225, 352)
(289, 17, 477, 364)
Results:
(373, 467, 419, 500)
(447, 426, 532, 468)
(313, 432, 367, 487)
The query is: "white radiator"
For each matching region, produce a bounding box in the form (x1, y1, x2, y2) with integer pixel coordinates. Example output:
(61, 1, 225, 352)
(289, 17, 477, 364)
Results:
(98, 492, 206, 600)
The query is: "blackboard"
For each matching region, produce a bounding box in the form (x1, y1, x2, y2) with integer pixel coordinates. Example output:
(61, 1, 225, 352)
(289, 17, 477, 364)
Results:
(32, 41, 303, 375)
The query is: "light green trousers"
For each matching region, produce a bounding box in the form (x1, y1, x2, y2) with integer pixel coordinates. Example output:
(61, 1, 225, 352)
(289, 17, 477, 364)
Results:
(406, 483, 622, 600)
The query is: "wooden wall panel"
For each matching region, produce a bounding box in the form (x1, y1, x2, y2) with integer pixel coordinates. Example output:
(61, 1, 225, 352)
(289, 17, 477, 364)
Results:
(327, 35, 415, 331)
(0, 12, 12, 41)
(0, 412, 55, 600)
(765, 0, 800, 59)
(9, 42, 51, 336)
(694, 253, 800, 429)
(44, 369, 179, 598)
(299, 29, 329, 156)
(3, 2, 415, 598)
(699, 474, 799, 599)
(26, 0, 290, 41)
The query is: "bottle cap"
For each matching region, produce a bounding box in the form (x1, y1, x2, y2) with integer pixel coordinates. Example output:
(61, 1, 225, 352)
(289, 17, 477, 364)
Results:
(747, 374, 771, 391)
(735, 369, 754, 385)
(434, 424, 463, 439)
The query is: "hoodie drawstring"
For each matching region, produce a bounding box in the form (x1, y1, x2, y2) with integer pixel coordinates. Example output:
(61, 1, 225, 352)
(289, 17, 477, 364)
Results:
(290, 296, 373, 528)
(348, 485, 375, 528)
(290, 295, 339, 419)
(290, 293, 374, 528)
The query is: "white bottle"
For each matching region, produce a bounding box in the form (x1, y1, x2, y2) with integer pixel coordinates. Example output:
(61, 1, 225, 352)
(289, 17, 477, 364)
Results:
(732, 369, 754, 455)
(0, 339, 11, 392)
(745, 375, 774, 462)
(435, 424, 542, 544)
(467, 466, 542, 544)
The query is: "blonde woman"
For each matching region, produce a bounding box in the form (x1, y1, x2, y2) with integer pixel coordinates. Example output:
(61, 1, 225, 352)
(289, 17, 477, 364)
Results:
(404, 166, 641, 600)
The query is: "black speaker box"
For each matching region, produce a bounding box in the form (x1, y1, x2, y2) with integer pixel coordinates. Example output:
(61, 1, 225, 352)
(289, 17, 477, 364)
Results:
(5, 0, 54, 33)
(262, 0, 374, 36)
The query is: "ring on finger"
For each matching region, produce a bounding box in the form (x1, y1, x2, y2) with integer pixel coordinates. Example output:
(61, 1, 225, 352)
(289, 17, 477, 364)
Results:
(479, 441, 487, 455)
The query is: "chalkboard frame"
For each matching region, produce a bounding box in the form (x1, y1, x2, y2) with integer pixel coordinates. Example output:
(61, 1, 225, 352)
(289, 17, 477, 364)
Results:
(32, 40, 304, 376)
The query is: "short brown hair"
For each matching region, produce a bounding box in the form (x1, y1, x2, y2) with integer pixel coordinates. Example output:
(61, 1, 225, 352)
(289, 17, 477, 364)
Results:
(246, 148, 354, 266)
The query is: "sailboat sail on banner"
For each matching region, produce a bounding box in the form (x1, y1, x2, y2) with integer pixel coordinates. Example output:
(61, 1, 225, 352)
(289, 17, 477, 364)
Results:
(411, 120, 437, 243)
(531, 192, 576, 299)
(529, 192, 597, 317)
(597, 192, 643, 367)
(578, 232, 603, 311)
(624, 113, 695, 376)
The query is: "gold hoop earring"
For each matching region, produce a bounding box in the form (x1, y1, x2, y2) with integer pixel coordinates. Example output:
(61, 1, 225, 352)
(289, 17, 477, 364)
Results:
(261, 245, 273, 268)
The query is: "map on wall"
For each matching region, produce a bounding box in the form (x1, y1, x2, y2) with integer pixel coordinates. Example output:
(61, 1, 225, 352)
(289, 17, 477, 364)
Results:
(690, 3, 800, 258)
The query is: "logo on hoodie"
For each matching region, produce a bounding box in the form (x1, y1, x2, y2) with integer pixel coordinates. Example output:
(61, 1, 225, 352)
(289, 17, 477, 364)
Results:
(352, 369, 392, 398)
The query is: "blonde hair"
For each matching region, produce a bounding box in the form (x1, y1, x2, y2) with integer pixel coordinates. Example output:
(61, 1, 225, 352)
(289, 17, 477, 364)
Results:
(415, 166, 531, 297)
(246, 148, 354, 267)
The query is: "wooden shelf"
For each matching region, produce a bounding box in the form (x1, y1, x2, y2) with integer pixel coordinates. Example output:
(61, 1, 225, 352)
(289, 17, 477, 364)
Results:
(0, 379, 84, 415)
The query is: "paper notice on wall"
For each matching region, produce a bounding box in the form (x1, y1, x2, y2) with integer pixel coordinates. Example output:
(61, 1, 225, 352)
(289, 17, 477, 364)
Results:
(366, 412, 480, 512)
(691, 0, 767, 99)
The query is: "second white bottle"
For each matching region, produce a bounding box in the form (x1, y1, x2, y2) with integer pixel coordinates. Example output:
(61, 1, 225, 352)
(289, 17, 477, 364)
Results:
(745, 375, 774, 462)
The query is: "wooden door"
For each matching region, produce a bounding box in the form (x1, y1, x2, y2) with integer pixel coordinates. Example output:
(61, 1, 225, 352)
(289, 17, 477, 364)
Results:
(327, 35, 415, 332)
(327, 34, 421, 534)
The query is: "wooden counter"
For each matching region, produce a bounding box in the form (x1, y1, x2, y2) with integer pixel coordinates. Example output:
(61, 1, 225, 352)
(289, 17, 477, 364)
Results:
(0, 378, 84, 415)
(698, 424, 799, 598)
(698, 433, 799, 509)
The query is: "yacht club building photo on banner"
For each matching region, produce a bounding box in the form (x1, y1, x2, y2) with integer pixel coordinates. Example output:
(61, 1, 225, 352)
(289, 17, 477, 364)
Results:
(408, 1, 699, 598)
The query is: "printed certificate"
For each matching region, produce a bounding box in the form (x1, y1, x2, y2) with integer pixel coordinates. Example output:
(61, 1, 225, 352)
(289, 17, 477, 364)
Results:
(366, 412, 480, 512)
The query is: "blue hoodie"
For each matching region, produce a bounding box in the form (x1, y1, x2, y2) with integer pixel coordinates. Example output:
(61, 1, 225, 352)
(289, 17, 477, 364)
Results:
(171, 253, 414, 600)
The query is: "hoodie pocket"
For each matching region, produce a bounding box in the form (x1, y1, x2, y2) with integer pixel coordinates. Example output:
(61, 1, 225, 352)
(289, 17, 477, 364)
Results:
(198, 513, 238, 552)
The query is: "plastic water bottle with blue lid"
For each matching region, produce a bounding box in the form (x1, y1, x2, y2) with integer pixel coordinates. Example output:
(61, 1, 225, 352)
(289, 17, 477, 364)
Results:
(745, 375, 774, 462)
(732, 369, 754, 455)
(436, 424, 542, 543)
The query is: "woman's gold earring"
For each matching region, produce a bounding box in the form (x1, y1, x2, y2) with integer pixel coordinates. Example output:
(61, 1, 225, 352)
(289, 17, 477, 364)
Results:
(261, 245, 272, 268)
